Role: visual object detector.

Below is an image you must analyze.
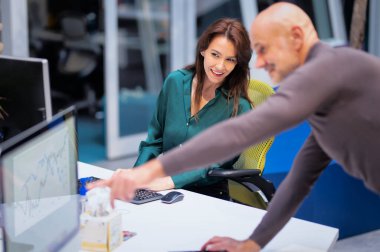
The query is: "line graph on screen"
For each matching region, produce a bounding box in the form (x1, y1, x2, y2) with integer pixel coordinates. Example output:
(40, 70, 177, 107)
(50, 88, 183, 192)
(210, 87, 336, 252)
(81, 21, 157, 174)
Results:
(12, 125, 72, 236)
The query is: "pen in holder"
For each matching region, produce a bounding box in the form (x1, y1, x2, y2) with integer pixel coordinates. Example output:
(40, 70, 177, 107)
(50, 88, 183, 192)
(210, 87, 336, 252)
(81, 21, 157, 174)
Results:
(80, 187, 122, 252)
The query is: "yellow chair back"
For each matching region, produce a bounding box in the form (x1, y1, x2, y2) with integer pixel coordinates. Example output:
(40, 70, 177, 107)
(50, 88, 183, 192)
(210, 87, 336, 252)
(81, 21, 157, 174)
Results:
(229, 79, 275, 209)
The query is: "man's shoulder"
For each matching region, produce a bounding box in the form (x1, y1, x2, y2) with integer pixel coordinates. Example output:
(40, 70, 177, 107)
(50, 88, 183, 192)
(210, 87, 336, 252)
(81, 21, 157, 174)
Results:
(313, 42, 376, 63)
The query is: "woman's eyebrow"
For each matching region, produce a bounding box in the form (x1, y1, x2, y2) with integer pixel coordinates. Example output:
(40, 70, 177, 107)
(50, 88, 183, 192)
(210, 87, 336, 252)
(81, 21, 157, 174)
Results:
(210, 49, 237, 58)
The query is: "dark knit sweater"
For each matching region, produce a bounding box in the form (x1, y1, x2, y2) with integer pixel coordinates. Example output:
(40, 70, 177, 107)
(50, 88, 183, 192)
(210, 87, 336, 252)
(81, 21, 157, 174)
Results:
(159, 42, 380, 247)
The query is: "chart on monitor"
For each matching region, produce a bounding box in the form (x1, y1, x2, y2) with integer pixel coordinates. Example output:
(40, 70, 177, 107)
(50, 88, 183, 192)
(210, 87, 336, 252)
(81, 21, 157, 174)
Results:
(13, 126, 72, 236)
(0, 107, 79, 252)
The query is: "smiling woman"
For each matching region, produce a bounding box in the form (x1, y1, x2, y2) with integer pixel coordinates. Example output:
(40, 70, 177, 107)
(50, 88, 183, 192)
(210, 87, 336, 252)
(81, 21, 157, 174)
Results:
(191, 18, 252, 118)
(195, 35, 238, 115)
(125, 18, 254, 197)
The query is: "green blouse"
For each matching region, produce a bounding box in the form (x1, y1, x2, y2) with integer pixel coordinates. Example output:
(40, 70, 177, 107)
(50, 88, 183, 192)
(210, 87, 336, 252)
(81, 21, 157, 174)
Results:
(134, 69, 251, 188)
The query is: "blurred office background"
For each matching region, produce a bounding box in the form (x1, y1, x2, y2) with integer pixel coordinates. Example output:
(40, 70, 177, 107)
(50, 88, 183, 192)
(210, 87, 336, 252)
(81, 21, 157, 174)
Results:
(1, 0, 380, 250)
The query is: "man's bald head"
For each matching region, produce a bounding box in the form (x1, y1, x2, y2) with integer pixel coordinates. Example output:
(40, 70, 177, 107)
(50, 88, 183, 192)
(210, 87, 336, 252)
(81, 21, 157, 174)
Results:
(252, 2, 317, 45)
(250, 2, 319, 83)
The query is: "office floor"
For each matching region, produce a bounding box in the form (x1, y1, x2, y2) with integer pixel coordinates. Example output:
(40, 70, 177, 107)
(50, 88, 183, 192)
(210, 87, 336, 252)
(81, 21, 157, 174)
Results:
(330, 229, 380, 252)
(93, 154, 136, 170)
(77, 115, 106, 164)
(77, 114, 137, 169)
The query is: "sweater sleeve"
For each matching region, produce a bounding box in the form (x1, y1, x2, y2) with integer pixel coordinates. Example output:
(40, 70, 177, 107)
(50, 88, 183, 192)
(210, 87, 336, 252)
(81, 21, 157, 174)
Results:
(158, 64, 339, 177)
(250, 133, 331, 247)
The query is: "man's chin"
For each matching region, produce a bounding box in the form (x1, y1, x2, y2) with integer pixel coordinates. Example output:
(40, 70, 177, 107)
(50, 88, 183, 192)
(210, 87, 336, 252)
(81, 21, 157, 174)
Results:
(269, 74, 282, 84)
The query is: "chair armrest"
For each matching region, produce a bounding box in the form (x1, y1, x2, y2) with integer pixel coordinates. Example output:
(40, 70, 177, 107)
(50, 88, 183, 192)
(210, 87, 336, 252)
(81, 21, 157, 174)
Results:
(208, 168, 275, 203)
(207, 169, 261, 179)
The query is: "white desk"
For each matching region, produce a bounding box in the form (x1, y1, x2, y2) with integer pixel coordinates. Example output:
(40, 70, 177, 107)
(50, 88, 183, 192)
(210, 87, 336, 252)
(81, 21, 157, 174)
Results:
(78, 162, 338, 252)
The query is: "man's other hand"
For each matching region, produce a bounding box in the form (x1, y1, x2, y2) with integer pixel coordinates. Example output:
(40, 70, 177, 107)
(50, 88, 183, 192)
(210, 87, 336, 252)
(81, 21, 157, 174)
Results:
(86, 159, 167, 208)
(201, 236, 261, 252)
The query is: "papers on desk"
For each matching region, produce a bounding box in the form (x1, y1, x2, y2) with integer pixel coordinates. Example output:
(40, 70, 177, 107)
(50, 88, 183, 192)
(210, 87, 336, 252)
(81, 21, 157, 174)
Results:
(122, 231, 137, 241)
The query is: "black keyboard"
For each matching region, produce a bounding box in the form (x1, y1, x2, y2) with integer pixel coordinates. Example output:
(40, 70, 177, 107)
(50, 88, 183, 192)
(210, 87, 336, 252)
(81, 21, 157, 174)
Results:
(130, 189, 163, 204)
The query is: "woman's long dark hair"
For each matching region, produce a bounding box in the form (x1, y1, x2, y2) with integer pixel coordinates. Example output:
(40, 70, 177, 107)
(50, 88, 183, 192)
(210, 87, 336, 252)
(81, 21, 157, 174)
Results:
(185, 18, 252, 117)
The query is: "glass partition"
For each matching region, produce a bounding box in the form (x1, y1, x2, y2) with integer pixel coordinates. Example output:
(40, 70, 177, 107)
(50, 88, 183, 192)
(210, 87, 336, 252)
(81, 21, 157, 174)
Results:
(105, 0, 171, 159)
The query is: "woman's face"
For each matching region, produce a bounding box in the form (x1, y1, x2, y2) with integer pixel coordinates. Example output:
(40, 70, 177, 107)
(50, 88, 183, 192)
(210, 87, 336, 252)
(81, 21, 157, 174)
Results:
(201, 35, 238, 86)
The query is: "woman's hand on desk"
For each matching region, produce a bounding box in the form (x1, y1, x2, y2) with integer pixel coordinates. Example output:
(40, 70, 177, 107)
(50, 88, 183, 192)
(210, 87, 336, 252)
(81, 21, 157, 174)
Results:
(201, 236, 261, 252)
(86, 159, 167, 207)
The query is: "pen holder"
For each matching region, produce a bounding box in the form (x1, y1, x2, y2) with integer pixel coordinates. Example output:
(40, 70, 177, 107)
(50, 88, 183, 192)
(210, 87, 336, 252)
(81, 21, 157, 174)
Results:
(80, 211, 122, 252)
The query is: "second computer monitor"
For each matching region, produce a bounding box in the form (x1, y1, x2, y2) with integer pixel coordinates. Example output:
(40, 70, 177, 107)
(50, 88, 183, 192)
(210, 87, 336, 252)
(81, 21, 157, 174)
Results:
(0, 55, 53, 142)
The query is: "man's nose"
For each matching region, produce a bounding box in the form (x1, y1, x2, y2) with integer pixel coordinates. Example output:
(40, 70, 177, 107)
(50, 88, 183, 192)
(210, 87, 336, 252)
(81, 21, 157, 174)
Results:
(254, 55, 266, 68)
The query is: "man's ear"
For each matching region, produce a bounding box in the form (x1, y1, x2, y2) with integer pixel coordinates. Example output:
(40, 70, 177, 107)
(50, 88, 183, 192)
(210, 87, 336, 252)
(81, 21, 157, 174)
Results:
(290, 26, 304, 51)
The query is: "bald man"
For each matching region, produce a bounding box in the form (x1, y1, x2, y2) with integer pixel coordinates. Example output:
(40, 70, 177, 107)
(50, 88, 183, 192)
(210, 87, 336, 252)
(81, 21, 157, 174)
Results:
(90, 2, 380, 251)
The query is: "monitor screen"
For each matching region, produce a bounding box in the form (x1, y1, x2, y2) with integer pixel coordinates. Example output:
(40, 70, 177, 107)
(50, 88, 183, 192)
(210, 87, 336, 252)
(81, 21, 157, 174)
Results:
(0, 55, 53, 143)
(0, 107, 79, 252)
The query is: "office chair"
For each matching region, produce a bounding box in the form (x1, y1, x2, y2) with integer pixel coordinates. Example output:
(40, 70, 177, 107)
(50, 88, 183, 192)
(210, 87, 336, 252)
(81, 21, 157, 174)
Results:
(53, 11, 102, 115)
(207, 79, 276, 209)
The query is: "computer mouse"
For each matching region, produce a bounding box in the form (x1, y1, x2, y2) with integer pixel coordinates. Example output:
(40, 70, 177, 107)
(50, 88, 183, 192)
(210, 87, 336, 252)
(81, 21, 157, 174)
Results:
(161, 191, 184, 204)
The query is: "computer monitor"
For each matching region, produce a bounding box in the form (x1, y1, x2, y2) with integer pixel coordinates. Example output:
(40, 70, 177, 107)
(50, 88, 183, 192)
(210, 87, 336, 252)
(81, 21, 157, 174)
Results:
(0, 107, 79, 252)
(0, 55, 53, 143)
